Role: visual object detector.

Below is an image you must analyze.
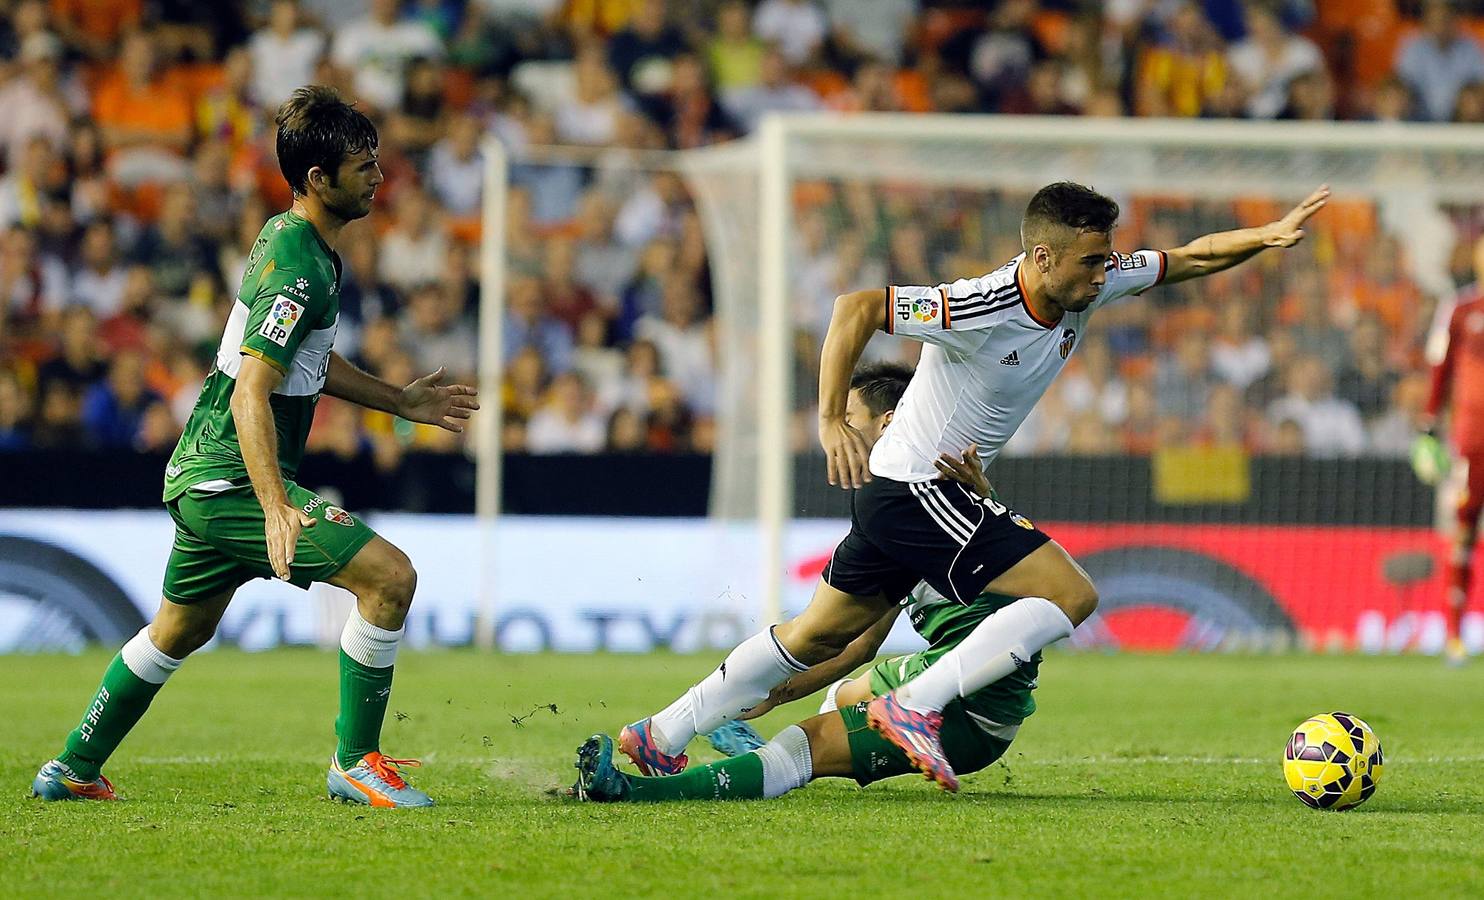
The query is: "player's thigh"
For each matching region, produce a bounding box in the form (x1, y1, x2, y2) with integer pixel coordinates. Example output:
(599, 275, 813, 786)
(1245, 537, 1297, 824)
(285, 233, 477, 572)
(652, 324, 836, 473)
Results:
(163, 498, 252, 607)
(833, 673, 875, 708)
(982, 539, 1098, 623)
(327, 533, 416, 607)
(176, 485, 378, 590)
(775, 577, 896, 662)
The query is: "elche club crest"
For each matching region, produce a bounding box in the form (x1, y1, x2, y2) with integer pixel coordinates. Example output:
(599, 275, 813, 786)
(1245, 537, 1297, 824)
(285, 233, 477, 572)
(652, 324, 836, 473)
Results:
(325, 505, 354, 526)
(1059, 328, 1077, 359)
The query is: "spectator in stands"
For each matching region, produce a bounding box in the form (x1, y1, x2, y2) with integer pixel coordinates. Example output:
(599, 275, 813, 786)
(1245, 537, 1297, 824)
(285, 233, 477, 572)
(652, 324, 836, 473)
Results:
(1368, 373, 1428, 457)
(705, 1, 765, 93)
(1278, 67, 1337, 120)
(607, 0, 688, 95)
(332, 0, 443, 112)
(1134, 2, 1227, 117)
(572, 312, 624, 402)
(37, 305, 105, 398)
(1452, 80, 1484, 122)
(427, 113, 484, 217)
(1267, 417, 1306, 456)
(573, 191, 637, 309)
(510, 113, 586, 227)
(642, 374, 695, 452)
(542, 236, 600, 328)
(1210, 302, 1270, 391)
(754, 0, 828, 66)
(30, 378, 85, 448)
(379, 186, 449, 293)
(81, 349, 159, 448)
(50, 0, 141, 60)
(504, 344, 548, 430)
(527, 371, 605, 453)
(68, 218, 129, 318)
(62, 120, 109, 223)
(0, 227, 59, 321)
(196, 46, 263, 150)
(1062, 334, 1130, 427)
(1337, 313, 1397, 420)
(1285, 269, 1351, 376)
(389, 56, 447, 156)
(401, 282, 477, 381)
(636, 273, 711, 396)
(823, 0, 917, 67)
(248, 0, 326, 109)
(1370, 75, 1415, 122)
(720, 47, 822, 133)
(0, 368, 29, 449)
(0, 136, 61, 231)
(1267, 356, 1366, 457)
(92, 29, 193, 181)
(641, 52, 740, 149)
(1227, 1, 1324, 119)
(0, 32, 72, 168)
(1395, 0, 1484, 122)
(555, 48, 633, 146)
(1155, 330, 1216, 422)
(1002, 59, 1081, 116)
(131, 184, 215, 301)
(606, 406, 646, 452)
(505, 274, 574, 374)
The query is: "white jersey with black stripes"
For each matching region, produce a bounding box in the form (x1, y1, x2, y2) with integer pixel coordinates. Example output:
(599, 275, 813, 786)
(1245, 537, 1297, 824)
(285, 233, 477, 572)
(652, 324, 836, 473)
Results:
(871, 250, 1166, 482)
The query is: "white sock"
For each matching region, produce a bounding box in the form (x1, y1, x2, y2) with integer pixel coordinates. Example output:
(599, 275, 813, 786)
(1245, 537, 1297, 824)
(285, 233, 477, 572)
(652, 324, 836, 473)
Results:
(818, 678, 851, 714)
(340, 608, 403, 668)
(649, 626, 807, 756)
(896, 597, 1072, 715)
(120, 627, 185, 684)
(756, 724, 813, 799)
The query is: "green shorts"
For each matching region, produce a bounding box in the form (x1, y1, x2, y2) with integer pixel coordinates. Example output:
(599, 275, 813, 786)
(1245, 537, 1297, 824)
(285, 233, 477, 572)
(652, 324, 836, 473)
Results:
(162, 482, 376, 604)
(837, 652, 1024, 787)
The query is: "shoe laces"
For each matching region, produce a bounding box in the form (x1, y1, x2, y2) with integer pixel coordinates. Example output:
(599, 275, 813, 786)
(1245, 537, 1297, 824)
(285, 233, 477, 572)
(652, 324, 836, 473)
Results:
(364, 753, 420, 790)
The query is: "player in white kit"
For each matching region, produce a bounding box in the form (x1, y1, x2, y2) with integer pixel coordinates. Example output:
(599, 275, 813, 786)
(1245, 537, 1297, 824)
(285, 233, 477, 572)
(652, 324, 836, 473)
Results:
(617, 181, 1329, 791)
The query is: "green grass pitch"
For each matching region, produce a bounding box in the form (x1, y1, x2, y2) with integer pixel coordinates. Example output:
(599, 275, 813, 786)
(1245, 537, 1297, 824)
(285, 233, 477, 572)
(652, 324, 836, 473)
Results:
(3, 650, 1483, 897)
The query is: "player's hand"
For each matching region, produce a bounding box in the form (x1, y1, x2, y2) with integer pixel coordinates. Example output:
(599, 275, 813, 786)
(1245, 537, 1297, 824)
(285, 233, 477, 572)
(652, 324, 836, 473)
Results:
(398, 367, 480, 433)
(934, 444, 991, 497)
(820, 416, 872, 489)
(265, 501, 315, 581)
(1263, 185, 1329, 248)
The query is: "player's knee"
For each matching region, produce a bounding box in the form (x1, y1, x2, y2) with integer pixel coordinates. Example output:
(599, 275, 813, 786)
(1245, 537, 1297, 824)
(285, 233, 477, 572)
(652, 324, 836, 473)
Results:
(149, 618, 215, 658)
(363, 548, 417, 614)
(1051, 578, 1098, 626)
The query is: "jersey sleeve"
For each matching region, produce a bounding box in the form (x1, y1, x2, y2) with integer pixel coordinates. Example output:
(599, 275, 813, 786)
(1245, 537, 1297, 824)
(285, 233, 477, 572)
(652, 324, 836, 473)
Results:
(239, 262, 333, 374)
(1093, 249, 1167, 309)
(885, 273, 1008, 352)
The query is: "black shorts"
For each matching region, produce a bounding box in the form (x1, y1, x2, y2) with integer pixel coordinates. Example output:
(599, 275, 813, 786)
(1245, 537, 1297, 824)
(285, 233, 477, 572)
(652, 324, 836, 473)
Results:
(823, 477, 1051, 605)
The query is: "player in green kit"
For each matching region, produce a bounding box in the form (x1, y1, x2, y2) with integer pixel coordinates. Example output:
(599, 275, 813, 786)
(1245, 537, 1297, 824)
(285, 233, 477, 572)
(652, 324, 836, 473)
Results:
(31, 87, 478, 808)
(572, 364, 1042, 802)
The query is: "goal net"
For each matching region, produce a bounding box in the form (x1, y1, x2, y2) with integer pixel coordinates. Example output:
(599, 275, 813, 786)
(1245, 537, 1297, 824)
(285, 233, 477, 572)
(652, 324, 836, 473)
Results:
(677, 114, 1484, 653)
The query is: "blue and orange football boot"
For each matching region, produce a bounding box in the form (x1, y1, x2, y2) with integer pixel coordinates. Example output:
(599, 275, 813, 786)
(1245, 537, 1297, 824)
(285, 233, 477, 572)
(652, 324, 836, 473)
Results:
(706, 719, 767, 758)
(31, 760, 117, 801)
(327, 752, 434, 808)
(617, 718, 688, 776)
(865, 693, 959, 793)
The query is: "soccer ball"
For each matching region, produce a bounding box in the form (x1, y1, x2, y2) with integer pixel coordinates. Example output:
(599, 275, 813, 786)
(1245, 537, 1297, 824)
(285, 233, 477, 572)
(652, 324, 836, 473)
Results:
(1283, 712, 1383, 810)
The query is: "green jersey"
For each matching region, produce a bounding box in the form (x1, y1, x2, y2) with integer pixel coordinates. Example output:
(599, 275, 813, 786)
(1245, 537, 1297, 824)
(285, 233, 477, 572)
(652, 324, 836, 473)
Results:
(164, 211, 342, 501)
(900, 584, 1040, 723)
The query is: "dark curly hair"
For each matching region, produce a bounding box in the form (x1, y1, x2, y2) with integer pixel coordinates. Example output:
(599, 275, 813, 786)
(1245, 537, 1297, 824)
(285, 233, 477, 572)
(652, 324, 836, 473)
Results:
(1021, 182, 1120, 253)
(850, 362, 914, 416)
(275, 85, 378, 197)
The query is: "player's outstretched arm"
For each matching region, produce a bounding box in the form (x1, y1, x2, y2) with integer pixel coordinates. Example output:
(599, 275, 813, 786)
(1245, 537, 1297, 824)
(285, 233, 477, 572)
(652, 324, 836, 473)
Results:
(1162, 185, 1330, 285)
(820, 289, 888, 489)
(324, 353, 479, 432)
(742, 606, 904, 720)
(232, 355, 316, 580)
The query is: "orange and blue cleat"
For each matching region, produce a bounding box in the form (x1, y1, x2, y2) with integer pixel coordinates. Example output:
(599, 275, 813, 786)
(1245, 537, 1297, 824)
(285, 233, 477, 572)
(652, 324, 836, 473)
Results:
(866, 693, 959, 793)
(617, 718, 688, 776)
(327, 752, 434, 808)
(31, 760, 117, 801)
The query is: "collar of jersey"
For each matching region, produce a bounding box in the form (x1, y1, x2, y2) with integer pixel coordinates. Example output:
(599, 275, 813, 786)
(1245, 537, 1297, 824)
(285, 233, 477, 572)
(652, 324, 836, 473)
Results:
(283, 210, 335, 259)
(1015, 259, 1063, 330)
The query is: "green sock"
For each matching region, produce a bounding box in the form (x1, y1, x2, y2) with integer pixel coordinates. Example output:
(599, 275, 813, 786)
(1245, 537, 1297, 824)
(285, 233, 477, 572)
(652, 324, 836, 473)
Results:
(336, 650, 394, 769)
(57, 652, 164, 781)
(623, 752, 766, 802)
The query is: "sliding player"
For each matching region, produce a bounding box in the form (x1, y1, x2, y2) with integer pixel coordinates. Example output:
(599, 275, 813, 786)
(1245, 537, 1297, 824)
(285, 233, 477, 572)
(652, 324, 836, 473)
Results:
(574, 364, 1038, 802)
(616, 181, 1328, 791)
(31, 87, 478, 807)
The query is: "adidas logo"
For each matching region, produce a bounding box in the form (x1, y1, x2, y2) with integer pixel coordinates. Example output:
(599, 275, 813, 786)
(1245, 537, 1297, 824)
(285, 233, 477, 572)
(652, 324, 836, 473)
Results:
(1000, 351, 1020, 366)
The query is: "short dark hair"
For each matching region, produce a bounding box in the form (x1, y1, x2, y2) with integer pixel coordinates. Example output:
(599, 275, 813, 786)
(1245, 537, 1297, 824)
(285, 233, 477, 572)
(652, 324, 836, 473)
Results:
(1021, 182, 1119, 252)
(850, 362, 914, 417)
(275, 86, 378, 196)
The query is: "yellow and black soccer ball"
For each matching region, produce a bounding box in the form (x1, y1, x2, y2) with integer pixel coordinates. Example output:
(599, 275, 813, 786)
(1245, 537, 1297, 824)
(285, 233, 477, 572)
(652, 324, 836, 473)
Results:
(1283, 712, 1383, 810)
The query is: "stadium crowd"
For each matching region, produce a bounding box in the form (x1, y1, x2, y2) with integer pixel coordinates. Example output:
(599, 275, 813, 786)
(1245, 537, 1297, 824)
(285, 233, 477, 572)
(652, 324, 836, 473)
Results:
(0, 0, 1479, 465)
